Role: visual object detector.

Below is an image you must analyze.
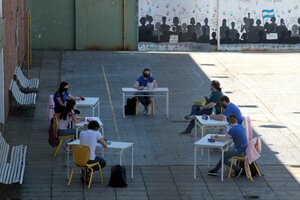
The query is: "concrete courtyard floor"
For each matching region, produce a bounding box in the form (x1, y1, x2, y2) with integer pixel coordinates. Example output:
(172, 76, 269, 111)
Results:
(1, 50, 300, 200)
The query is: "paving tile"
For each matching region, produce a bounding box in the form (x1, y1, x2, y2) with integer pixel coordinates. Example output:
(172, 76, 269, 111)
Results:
(2, 51, 300, 200)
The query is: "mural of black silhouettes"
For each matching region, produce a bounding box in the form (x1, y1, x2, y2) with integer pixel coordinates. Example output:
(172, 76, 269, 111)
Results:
(138, 15, 215, 45)
(139, 14, 300, 45)
(220, 13, 300, 44)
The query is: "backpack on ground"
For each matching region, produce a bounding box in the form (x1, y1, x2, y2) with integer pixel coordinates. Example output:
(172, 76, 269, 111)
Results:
(125, 97, 136, 115)
(48, 116, 59, 147)
(238, 161, 259, 176)
(108, 164, 128, 187)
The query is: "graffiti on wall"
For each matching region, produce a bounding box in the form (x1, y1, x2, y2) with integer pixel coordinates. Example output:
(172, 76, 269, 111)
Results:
(220, 0, 300, 44)
(138, 0, 217, 46)
(138, 0, 300, 51)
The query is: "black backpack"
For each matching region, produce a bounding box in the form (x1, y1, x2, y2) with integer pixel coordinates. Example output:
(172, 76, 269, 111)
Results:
(125, 97, 136, 115)
(108, 165, 128, 187)
(238, 161, 260, 176)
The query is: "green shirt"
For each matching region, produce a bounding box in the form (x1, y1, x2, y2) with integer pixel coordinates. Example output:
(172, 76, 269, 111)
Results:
(206, 90, 223, 114)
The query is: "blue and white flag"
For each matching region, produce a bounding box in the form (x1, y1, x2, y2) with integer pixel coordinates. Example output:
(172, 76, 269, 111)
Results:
(262, 9, 275, 21)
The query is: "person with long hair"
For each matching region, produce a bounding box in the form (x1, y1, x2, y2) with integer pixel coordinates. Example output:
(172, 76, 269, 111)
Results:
(53, 81, 83, 113)
(57, 99, 84, 137)
(179, 80, 223, 135)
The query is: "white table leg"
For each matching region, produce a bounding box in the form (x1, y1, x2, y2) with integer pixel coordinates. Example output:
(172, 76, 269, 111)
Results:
(208, 148, 210, 168)
(120, 150, 123, 165)
(67, 145, 70, 179)
(194, 120, 198, 141)
(123, 93, 125, 118)
(131, 146, 133, 179)
(221, 148, 224, 182)
(166, 92, 169, 118)
(194, 146, 197, 179)
(92, 106, 95, 117)
(201, 125, 205, 155)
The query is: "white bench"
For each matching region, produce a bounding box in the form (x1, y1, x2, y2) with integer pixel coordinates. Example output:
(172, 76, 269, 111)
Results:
(9, 80, 36, 107)
(14, 66, 39, 92)
(0, 132, 27, 184)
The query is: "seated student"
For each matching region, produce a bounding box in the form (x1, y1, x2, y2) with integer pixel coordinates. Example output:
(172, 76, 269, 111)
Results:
(79, 120, 108, 183)
(208, 95, 244, 124)
(133, 68, 157, 115)
(208, 115, 248, 177)
(179, 80, 223, 134)
(53, 81, 83, 113)
(58, 99, 84, 137)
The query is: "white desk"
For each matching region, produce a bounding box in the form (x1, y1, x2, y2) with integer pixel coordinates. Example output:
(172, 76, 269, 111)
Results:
(194, 116, 228, 140)
(74, 117, 104, 139)
(194, 134, 233, 182)
(67, 140, 134, 179)
(76, 97, 100, 117)
(122, 87, 169, 118)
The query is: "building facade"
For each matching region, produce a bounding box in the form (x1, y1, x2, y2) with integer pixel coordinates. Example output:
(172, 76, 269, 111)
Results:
(28, 0, 300, 51)
(0, 0, 27, 131)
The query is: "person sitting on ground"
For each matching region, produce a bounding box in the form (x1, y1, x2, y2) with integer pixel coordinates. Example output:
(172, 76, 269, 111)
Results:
(133, 68, 157, 115)
(79, 120, 108, 183)
(58, 99, 84, 137)
(53, 81, 84, 113)
(208, 95, 244, 124)
(179, 80, 223, 135)
(208, 114, 248, 177)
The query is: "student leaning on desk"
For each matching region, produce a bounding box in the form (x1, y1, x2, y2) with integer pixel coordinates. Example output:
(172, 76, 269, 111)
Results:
(79, 120, 108, 184)
(208, 114, 248, 177)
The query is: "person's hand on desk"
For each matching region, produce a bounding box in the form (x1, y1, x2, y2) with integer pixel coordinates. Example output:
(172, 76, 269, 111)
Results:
(211, 134, 229, 142)
(137, 86, 144, 90)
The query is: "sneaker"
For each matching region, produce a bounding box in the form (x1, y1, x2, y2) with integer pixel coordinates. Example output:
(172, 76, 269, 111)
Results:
(179, 130, 191, 135)
(143, 107, 148, 114)
(208, 169, 218, 176)
(235, 168, 243, 178)
(146, 106, 151, 115)
(184, 115, 196, 120)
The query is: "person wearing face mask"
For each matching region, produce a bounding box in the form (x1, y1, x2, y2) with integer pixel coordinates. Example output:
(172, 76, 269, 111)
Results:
(209, 95, 244, 125)
(133, 68, 157, 114)
(179, 80, 223, 135)
(53, 81, 81, 113)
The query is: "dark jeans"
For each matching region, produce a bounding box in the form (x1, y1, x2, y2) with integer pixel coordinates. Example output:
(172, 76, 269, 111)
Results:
(137, 92, 152, 108)
(87, 156, 106, 172)
(186, 105, 211, 133)
(213, 147, 245, 172)
(57, 128, 76, 136)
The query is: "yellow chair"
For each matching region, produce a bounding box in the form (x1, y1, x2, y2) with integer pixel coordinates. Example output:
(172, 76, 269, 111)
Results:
(228, 157, 262, 181)
(68, 144, 103, 188)
(53, 114, 75, 157)
(135, 96, 154, 115)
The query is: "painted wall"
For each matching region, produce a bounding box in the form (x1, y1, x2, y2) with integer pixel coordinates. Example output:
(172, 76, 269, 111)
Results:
(28, 0, 137, 50)
(75, 0, 137, 50)
(28, 0, 75, 49)
(138, 0, 300, 51)
(138, 0, 218, 51)
(219, 0, 300, 50)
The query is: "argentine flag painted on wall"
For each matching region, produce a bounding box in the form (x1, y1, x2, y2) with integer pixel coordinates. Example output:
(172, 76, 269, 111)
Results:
(262, 9, 274, 22)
